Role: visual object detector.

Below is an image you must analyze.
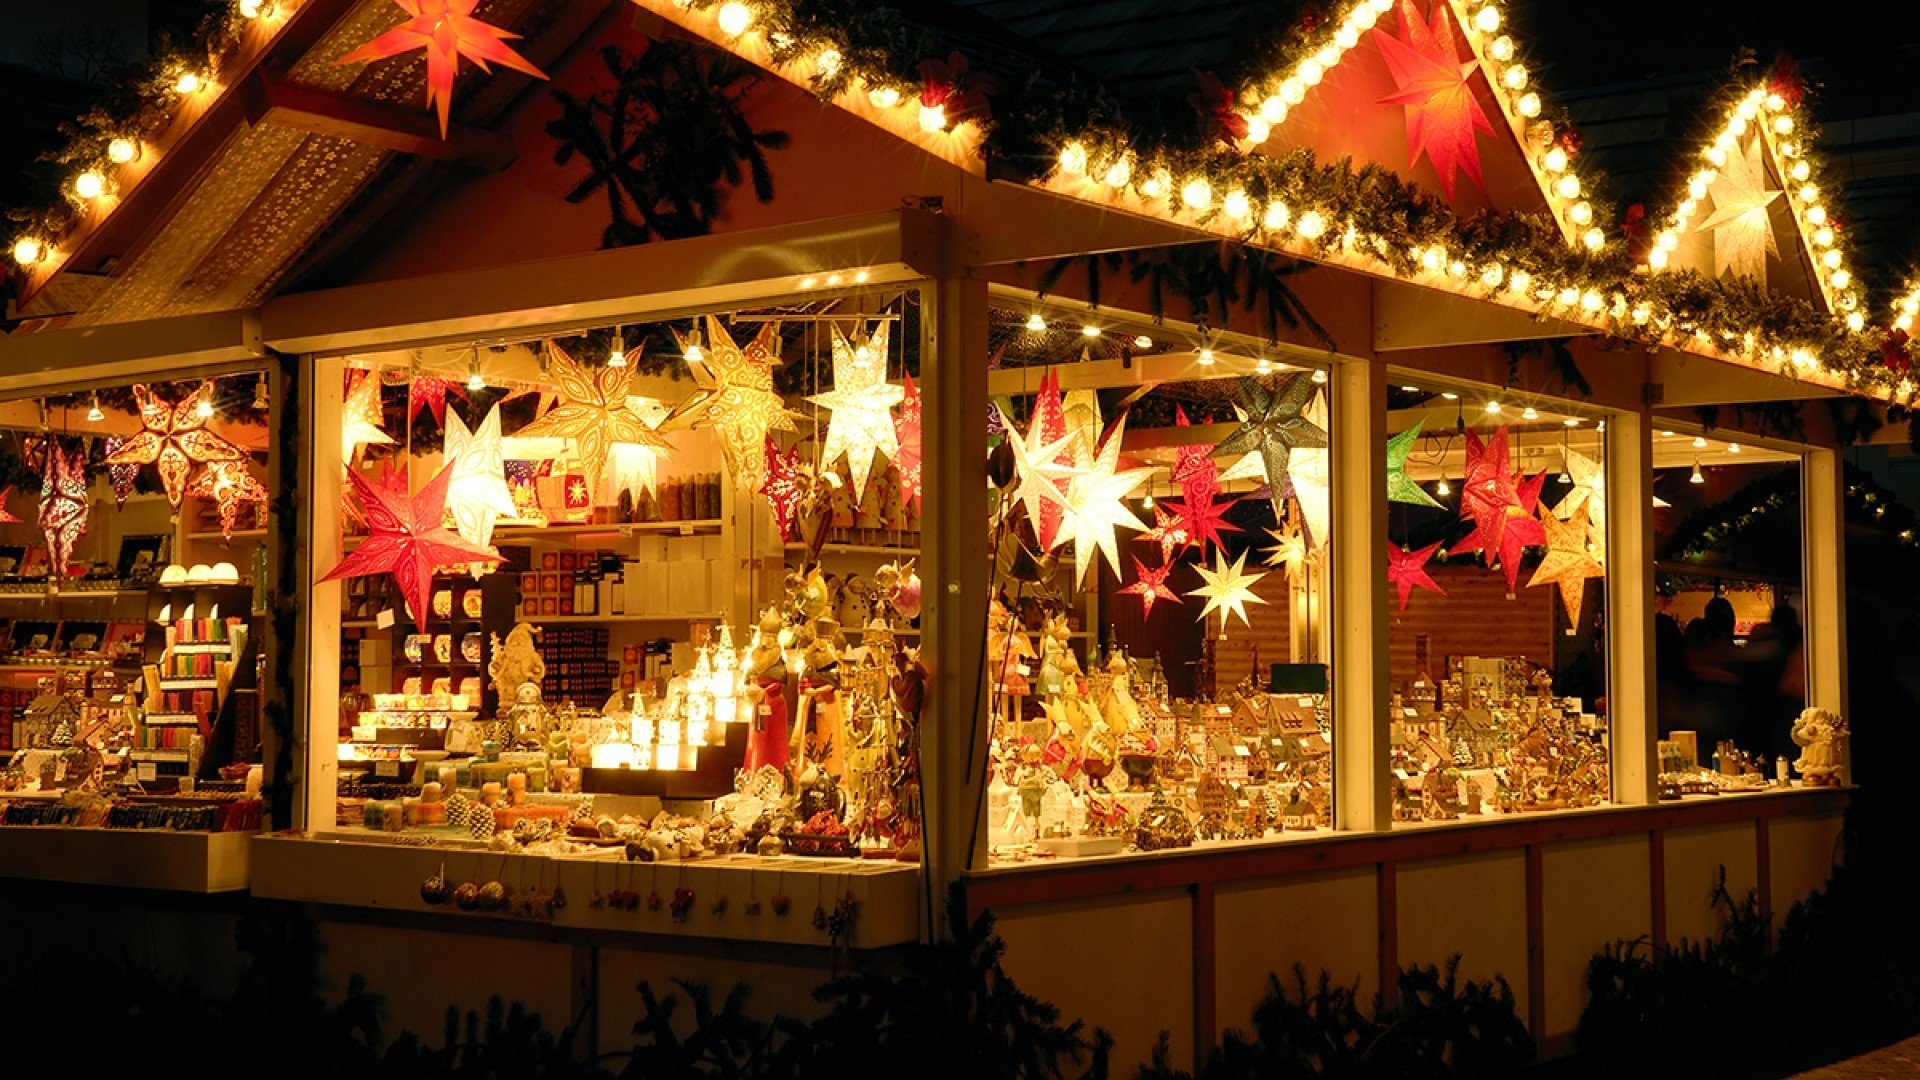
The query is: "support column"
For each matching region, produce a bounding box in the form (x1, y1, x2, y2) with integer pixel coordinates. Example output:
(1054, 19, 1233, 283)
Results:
(292, 354, 344, 832)
(1331, 355, 1390, 830)
(1803, 447, 1848, 722)
(1606, 406, 1658, 804)
(920, 254, 991, 929)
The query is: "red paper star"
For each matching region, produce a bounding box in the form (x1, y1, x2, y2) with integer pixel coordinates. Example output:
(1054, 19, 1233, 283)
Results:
(1030, 370, 1071, 549)
(186, 462, 268, 541)
(320, 462, 503, 631)
(0, 485, 18, 524)
(38, 439, 88, 575)
(1373, 0, 1492, 200)
(1163, 494, 1240, 555)
(335, 0, 547, 138)
(106, 382, 247, 509)
(896, 372, 923, 513)
(1170, 405, 1219, 498)
(1454, 428, 1547, 593)
(1387, 540, 1447, 611)
(1119, 556, 1182, 617)
(1136, 504, 1194, 562)
(407, 376, 468, 427)
(760, 436, 805, 540)
(101, 436, 139, 507)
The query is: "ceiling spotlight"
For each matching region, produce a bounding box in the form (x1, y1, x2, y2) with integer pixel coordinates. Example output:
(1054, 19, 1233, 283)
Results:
(467, 355, 485, 392)
(1081, 324, 1101, 338)
(1521, 406, 1539, 421)
(1690, 459, 1705, 484)
(1435, 477, 1451, 497)
(607, 330, 628, 368)
(1197, 347, 1216, 366)
(683, 326, 705, 366)
(1026, 313, 1046, 333)
(195, 389, 215, 419)
(1563, 417, 1580, 427)
(86, 393, 105, 423)
(1133, 334, 1153, 349)
(1441, 392, 1459, 401)
(1484, 400, 1503, 415)
(1728, 442, 1741, 454)
(1692, 435, 1707, 449)
(1311, 368, 1328, 384)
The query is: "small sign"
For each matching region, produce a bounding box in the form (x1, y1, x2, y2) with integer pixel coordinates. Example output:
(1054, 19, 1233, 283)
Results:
(758, 704, 774, 716)
(1402, 708, 1418, 718)
(375, 608, 397, 629)
(1295, 696, 1314, 708)
(678, 522, 694, 536)
(1015, 663, 1031, 676)
(375, 760, 400, 778)
(136, 762, 157, 782)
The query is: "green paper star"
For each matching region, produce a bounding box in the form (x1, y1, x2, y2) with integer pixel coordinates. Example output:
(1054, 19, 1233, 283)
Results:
(1387, 420, 1443, 509)
(1213, 374, 1326, 500)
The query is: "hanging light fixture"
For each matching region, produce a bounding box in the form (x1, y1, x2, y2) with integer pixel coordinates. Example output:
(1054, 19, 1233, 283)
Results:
(195, 385, 215, 419)
(467, 353, 485, 392)
(1558, 426, 1573, 484)
(683, 323, 705, 365)
(1026, 312, 1047, 333)
(253, 379, 270, 411)
(1522, 405, 1539, 421)
(1690, 458, 1705, 484)
(1435, 477, 1451, 497)
(607, 328, 628, 368)
(86, 393, 105, 423)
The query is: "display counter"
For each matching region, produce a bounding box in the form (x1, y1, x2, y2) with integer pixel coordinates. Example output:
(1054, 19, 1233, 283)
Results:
(0, 825, 251, 892)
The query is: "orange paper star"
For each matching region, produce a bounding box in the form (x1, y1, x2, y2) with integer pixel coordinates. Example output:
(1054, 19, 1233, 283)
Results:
(1527, 503, 1605, 625)
(320, 463, 503, 631)
(663, 316, 796, 489)
(1373, 0, 1493, 200)
(1387, 540, 1446, 612)
(186, 462, 268, 541)
(336, 0, 546, 137)
(105, 383, 247, 510)
(515, 340, 665, 492)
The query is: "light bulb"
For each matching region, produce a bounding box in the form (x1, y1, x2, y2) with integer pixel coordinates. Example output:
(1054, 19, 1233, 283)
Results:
(1222, 189, 1251, 221)
(1488, 35, 1515, 62)
(1846, 311, 1866, 332)
(1181, 177, 1212, 210)
(87, 394, 104, 423)
(1280, 77, 1306, 105)
(1543, 146, 1569, 173)
(1480, 264, 1504, 288)
(1484, 400, 1503, 415)
(73, 171, 105, 200)
(1563, 416, 1581, 428)
(1502, 64, 1528, 90)
(1133, 334, 1153, 349)
(1197, 347, 1215, 366)
(1026, 313, 1046, 332)
(684, 329, 705, 365)
(1473, 5, 1501, 33)
(1823, 249, 1843, 270)
(1692, 435, 1707, 448)
(1141, 169, 1170, 200)
(1690, 460, 1705, 484)
(853, 333, 875, 367)
(918, 103, 946, 132)
(175, 71, 203, 94)
(1805, 204, 1827, 225)
(107, 137, 138, 164)
(1831, 269, 1851, 289)
(195, 392, 215, 419)
(1813, 226, 1834, 247)
(1102, 157, 1131, 188)
(716, 2, 753, 36)
(1554, 174, 1581, 200)
(815, 49, 842, 78)
(1791, 159, 1811, 182)
(1298, 58, 1325, 87)
(1263, 201, 1290, 231)
(1568, 200, 1593, 226)
(1648, 247, 1670, 270)
(866, 87, 901, 109)
(1582, 228, 1605, 251)
(1435, 478, 1451, 497)
(1295, 210, 1327, 238)
(12, 237, 44, 265)
(467, 358, 485, 392)
(1260, 95, 1288, 124)
(1559, 469, 1572, 485)
(1774, 115, 1794, 135)
(1522, 406, 1538, 421)
(1056, 142, 1088, 174)
(1081, 324, 1101, 338)
(1311, 368, 1328, 384)
(1728, 443, 1741, 454)
(607, 334, 627, 368)
(239, 0, 267, 17)
(1517, 93, 1541, 118)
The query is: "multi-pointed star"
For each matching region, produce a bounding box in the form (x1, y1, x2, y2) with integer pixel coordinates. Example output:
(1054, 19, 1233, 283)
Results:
(340, 369, 394, 468)
(516, 340, 666, 492)
(663, 316, 797, 490)
(0, 485, 18, 524)
(38, 439, 88, 573)
(1119, 556, 1182, 617)
(1387, 420, 1444, 508)
(1051, 420, 1151, 589)
(1261, 515, 1311, 583)
(809, 322, 906, 501)
(406, 377, 467, 427)
(335, 0, 546, 137)
(442, 404, 517, 551)
(1454, 426, 1544, 589)
(1189, 547, 1270, 632)
(1162, 493, 1240, 555)
(1695, 134, 1782, 280)
(1387, 540, 1447, 612)
(1528, 503, 1606, 624)
(760, 436, 806, 539)
(1287, 392, 1332, 547)
(1215, 373, 1327, 517)
(1373, 0, 1493, 200)
(1136, 504, 1195, 562)
(1001, 413, 1078, 537)
(105, 382, 249, 509)
(896, 372, 923, 513)
(321, 463, 504, 631)
(185, 462, 267, 542)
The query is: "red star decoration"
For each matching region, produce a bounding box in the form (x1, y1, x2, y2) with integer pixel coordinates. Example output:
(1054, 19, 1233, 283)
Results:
(1386, 540, 1447, 611)
(0, 486, 18, 524)
(407, 377, 468, 427)
(760, 436, 805, 540)
(1030, 369, 1071, 549)
(1373, 0, 1493, 200)
(1119, 555, 1182, 617)
(1162, 494, 1240, 555)
(336, 0, 546, 137)
(1169, 405, 1216, 494)
(38, 439, 88, 575)
(1136, 504, 1194, 562)
(186, 462, 268, 541)
(1453, 427, 1547, 593)
(896, 372, 923, 513)
(105, 382, 248, 510)
(320, 462, 503, 631)
(101, 436, 139, 507)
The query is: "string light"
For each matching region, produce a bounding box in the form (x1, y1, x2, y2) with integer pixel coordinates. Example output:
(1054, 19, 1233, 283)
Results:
(716, 1, 753, 36)
(174, 71, 204, 94)
(107, 137, 139, 164)
(918, 102, 947, 132)
(73, 172, 106, 200)
(11, 238, 45, 266)
(866, 86, 901, 109)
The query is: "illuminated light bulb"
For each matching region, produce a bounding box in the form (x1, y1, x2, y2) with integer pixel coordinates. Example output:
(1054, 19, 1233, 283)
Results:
(1222, 188, 1251, 221)
(1728, 442, 1741, 454)
(175, 71, 203, 94)
(1260, 95, 1289, 123)
(1805, 204, 1827, 226)
(1687, 176, 1709, 200)
(1473, 5, 1501, 32)
(1900, 314, 1915, 332)
(1488, 35, 1515, 62)
(1553, 174, 1580, 200)
(1448, 260, 1466, 278)
(1823, 249, 1843, 269)
(1648, 247, 1670, 270)
(1369, 0, 1394, 12)
(1583, 228, 1605, 251)
(854, 269, 869, 283)
(1728, 114, 1748, 137)
(1568, 200, 1593, 225)
(1484, 399, 1503, 415)
(1690, 460, 1704, 484)
(1315, 46, 1340, 69)
(1517, 93, 1541, 117)
(1298, 58, 1325, 87)
(1799, 183, 1820, 203)
(1295, 210, 1327, 238)
(1059, 142, 1088, 175)
(1502, 64, 1528, 90)
(1632, 304, 1652, 324)
(1081, 324, 1101, 338)
(1441, 391, 1460, 400)
(866, 86, 901, 109)
(1790, 159, 1811, 182)
(1692, 435, 1707, 449)
(12, 237, 44, 265)
(1846, 311, 1865, 332)
(798, 276, 816, 289)
(1141, 168, 1171, 200)
(87, 394, 104, 423)
(1480, 265, 1504, 288)
(107, 137, 138, 164)
(1245, 117, 1271, 145)
(1564, 417, 1581, 427)
(1543, 146, 1569, 173)
(1133, 334, 1154, 349)
(607, 333, 628, 368)
(1580, 289, 1603, 311)
(1507, 269, 1531, 294)
(825, 273, 842, 286)
(1335, 24, 1360, 48)
(1420, 246, 1445, 272)
(1557, 286, 1580, 307)
(1774, 114, 1794, 135)
(1435, 477, 1451, 497)
(1521, 406, 1539, 421)
(716, 2, 753, 36)
(1256, 357, 1272, 374)
(1181, 177, 1212, 210)
(918, 102, 947, 132)
(239, 0, 266, 16)
(815, 48, 842, 78)
(1657, 229, 1680, 252)
(1197, 347, 1216, 366)
(195, 391, 215, 419)
(1280, 77, 1307, 105)
(1311, 368, 1328, 384)
(1263, 200, 1291, 231)
(73, 171, 105, 200)
(1026, 312, 1047, 332)
(683, 330, 705, 366)
(852, 332, 876, 367)
(1831, 269, 1851, 289)
(1103, 157, 1131, 188)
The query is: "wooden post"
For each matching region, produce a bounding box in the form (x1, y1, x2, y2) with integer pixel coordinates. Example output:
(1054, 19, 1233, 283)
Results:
(293, 353, 345, 832)
(1802, 446, 1848, 725)
(1606, 406, 1658, 804)
(1331, 355, 1390, 830)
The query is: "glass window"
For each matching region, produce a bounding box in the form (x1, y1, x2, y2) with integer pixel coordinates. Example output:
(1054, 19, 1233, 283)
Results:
(984, 306, 1334, 865)
(1651, 429, 1806, 792)
(313, 288, 928, 860)
(1383, 379, 1611, 821)
(1, 374, 270, 825)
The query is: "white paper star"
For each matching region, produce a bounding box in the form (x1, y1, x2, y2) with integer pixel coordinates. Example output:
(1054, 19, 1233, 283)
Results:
(1695, 135, 1782, 280)
(1261, 519, 1310, 583)
(1288, 393, 1331, 547)
(1189, 547, 1270, 632)
(1051, 419, 1151, 589)
(1002, 406, 1078, 533)
(809, 323, 905, 501)
(443, 405, 517, 550)
(342, 370, 393, 466)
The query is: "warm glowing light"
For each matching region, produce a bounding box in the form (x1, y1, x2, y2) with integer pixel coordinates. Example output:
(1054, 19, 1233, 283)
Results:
(815, 48, 842, 77)
(1502, 64, 1528, 90)
(1553, 174, 1581, 200)
(1480, 265, 1504, 288)
(1542, 146, 1569, 173)
(1692, 435, 1707, 448)
(1081, 324, 1101, 338)
(918, 102, 947, 132)
(1435, 478, 1451, 496)
(1133, 334, 1153, 349)
(1488, 35, 1515, 62)
(1260, 95, 1288, 124)
(1831, 269, 1851, 289)
(1805, 204, 1827, 225)
(1197, 347, 1216, 366)
(1568, 200, 1592, 225)
(1473, 5, 1501, 33)
(11, 238, 44, 266)
(175, 71, 203, 94)
(73, 171, 105, 200)
(1263, 200, 1291, 231)
(107, 137, 139, 164)
(1517, 93, 1541, 118)
(1484, 399, 1503, 415)
(1141, 169, 1170, 199)
(1690, 460, 1705, 484)
(1181, 177, 1213, 210)
(239, 0, 268, 16)
(1521, 406, 1538, 420)
(1245, 117, 1271, 145)
(1280, 77, 1307, 105)
(1102, 157, 1131, 188)
(86, 394, 104, 423)
(716, 2, 753, 36)
(866, 86, 901, 109)
(1790, 159, 1811, 182)
(1295, 210, 1327, 238)
(1026, 313, 1047, 332)
(1058, 142, 1088, 175)
(1846, 311, 1866, 332)
(1822, 249, 1843, 269)
(1420, 246, 1445, 272)
(1582, 228, 1605, 251)
(1222, 188, 1251, 221)
(1648, 247, 1670, 270)
(1773, 114, 1794, 135)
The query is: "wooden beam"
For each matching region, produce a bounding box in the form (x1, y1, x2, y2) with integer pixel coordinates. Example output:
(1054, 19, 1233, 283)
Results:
(0, 308, 263, 393)
(1651, 349, 1841, 406)
(238, 73, 517, 170)
(1373, 278, 1589, 351)
(1332, 354, 1391, 831)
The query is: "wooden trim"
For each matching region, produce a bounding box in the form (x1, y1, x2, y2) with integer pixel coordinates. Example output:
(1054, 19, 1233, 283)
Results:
(1377, 860, 1399, 1009)
(1193, 881, 1217, 1069)
(1756, 818, 1773, 925)
(963, 788, 1850, 911)
(238, 74, 519, 169)
(1649, 829, 1668, 949)
(1524, 844, 1545, 1036)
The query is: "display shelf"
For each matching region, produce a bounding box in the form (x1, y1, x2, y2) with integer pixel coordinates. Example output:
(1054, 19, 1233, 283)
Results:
(785, 543, 920, 557)
(0, 827, 250, 892)
(158, 678, 220, 690)
(0, 588, 149, 601)
(129, 748, 192, 760)
(170, 644, 234, 655)
(185, 528, 267, 541)
(519, 612, 717, 624)
(0, 660, 141, 673)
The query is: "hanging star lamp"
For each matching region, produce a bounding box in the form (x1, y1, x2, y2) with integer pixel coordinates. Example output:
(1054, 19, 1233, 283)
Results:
(0, 486, 18, 524)
(809, 322, 905, 502)
(335, 0, 547, 138)
(105, 382, 248, 510)
(1136, 504, 1195, 563)
(896, 372, 923, 513)
(185, 462, 268, 541)
(1528, 503, 1605, 624)
(407, 375, 468, 427)
(1189, 547, 1269, 633)
(320, 463, 504, 631)
(38, 438, 89, 578)
(760, 435, 806, 540)
(1001, 415, 1078, 537)
(1214, 373, 1327, 515)
(341, 369, 394, 467)
(1119, 555, 1181, 618)
(1386, 540, 1447, 612)
(1051, 418, 1151, 589)
(1452, 426, 1544, 591)
(442, 404, 518, 550)
(1373, 0, 1493, 200)
(1695, 134, 1782, 280)
(1261, 514, 1310, 583)
(515, 340, 667, 493)
(100, 436, 139, 507)
(663, 316, 797, 490)
(1387, 420, 1444, 508)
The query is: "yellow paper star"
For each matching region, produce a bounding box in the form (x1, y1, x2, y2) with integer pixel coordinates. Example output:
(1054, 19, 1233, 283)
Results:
(1528, 503, 1605, 625)
(1260, 514, 1310, 583)
(1189, 547, 1269, 632)
(1050, 418, 1150, 589)
(663, 316, 796, 489)
(341, 370, 394, 467)
(808, 323, 904, 501)
(443, 404, 518, 550)
(1695, 134, 1782, 280)
(184, 461, 266, 541)
(515, 340, 666, 491)
(106, 382, 248, 509)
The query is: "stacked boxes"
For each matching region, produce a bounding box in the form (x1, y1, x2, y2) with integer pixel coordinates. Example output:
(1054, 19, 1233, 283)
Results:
(537, 627, 619, 701)
(623, 534, 724, 617)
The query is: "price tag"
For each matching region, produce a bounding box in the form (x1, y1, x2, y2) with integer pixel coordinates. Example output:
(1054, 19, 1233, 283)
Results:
(1015, 663, 1031, 676)
(1402, 708, 1418, 718)
(136, 762, 157, 783)
(375, 760, 400, 778)
(758, 704, 774, 716)
(375, 608, 397, 630)
(678, 522, 695, 536)
(1295, 696, 1315, 708)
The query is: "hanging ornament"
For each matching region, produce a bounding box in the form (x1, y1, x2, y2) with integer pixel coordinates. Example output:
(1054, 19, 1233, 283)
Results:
(1373, 0, 1493, 200)
(335, 0, 547, 138)
(0, 486, 17, 524)
(1050, 417, 1150, 589)
(105, 383, 248, 510)
(1387, 420, 1444, 508)
(1027, 370, 1072, 548)
(341, 369, 394, 467)
(407, 376, 468, 427)
(515, 340, 666, 492)
(1136, 504, 1195, 563)
(320, 463, 504, 631)
(1119, 555, 1181, 617)
(1695, 135, 1782, 281)
(185, 462, 267, 541)
(1188, 547, 1269, 632)
(442, 404, 518, 551)
(1453, 426, 1545, 591)
(1162, 493, 1239, 555)
(1001, 415, 1077, 536)
(1261, 514, 1311, 583)
(100, 436, 139, 507)
(1386, 540, 1447, 612)
(760, 436, 806, 540)
(1170, 405, 1220, 502)
(38, 438, 88, 577)
(1284, 392, 1332, 547)
(1528, 503, 1605, 624)
(663, 316, 796, 490)
(896, 372, 923, 513)
(1214, 374, 1327, 514)
(1554, 445, 1639, 558)
(808, 323, 905, 502)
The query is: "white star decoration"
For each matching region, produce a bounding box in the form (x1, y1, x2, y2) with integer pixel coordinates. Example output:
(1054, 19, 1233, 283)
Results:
(443, 405, 517, 551)
(809, 323, 905, 501)
(1695, 135, 1782, 280)
(1001, 405, 1078, 533)
(342, 370, 393, 467)
(1051, 418, 1151, 589)
(1260, 518, 1310, 583)
(1556, 446, 1666, 562)
(1189, 548, 1270, 633)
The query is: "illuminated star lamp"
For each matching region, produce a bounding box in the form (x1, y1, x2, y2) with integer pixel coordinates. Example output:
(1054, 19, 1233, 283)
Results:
(1260, 514, 1310, 583)
(1386, 540, 1447, 612)
(760, 435, 806, 539)
(1189, 547, 1269, 633)
(1695, 135, 1782, 280)
(1050, 418, 1151, 589)
(1452, 426, 1544, 591)
(1163, 491, 1239, 555)
(809, 323, 906, 502)
(38, 439, 89, 577)
(1001, 415, 1077, 537)
(185, 462, 268, 541)
(1214, 373, 1327, 519)
(1137, 504, 1195, 563)
(1119, 555, 1181, 617)
(101, 436, 139, 507)
(320, 463, 503, 632)
(663, 316, 797, 490)
(1387, 420, 1444, 509)
(1527, 503, 1605, 624)
(442, 404, 518, 551)
(335, 0, 547, 137)
(516, 340, 666, 493)
(1373, 0, 1494, 200)
(896, 372, 923, 513)
(407, 376, 467, 427)
(0, 485, 18, 524)
(1027, 370, 1072, 548)
(105, 382, 247, 509)
(341, 369, 394, 467)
